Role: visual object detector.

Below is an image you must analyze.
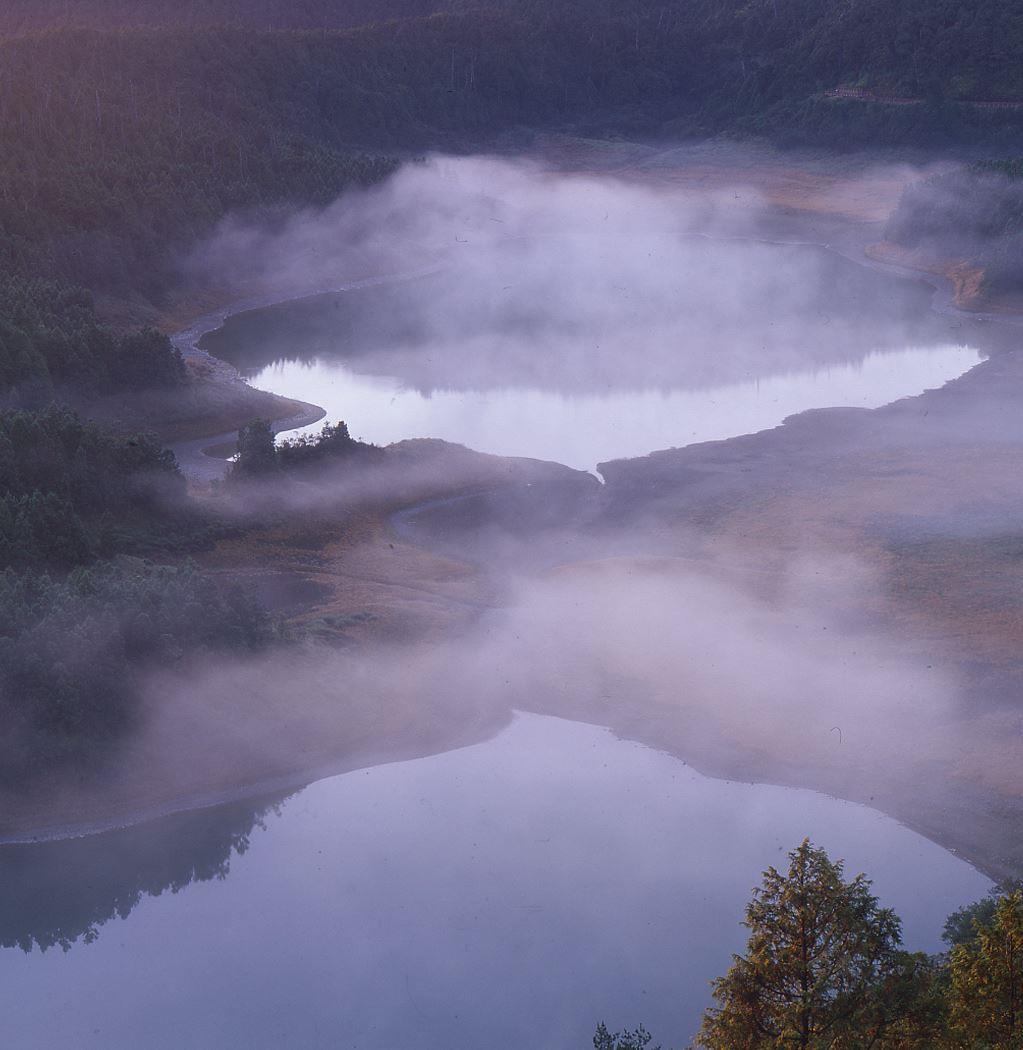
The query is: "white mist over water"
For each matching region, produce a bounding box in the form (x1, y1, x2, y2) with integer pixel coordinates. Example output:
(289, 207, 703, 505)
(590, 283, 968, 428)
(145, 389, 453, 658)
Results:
(252, 344, 979, 471)
(194, 156, 984, 469)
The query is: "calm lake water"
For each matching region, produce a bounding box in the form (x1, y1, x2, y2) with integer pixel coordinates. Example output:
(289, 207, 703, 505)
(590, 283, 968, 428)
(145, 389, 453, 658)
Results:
(0, 715, 990, 1049)
(243, 345, 979, 470)
(200, 243, 983, 471)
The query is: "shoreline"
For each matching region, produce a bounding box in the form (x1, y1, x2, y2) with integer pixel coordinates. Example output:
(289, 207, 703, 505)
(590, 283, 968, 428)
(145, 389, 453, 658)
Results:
(1, 701, 998, 887)
(0, 703, 511, 847)
(163, 209, 1007, 484)
(166, 266, 445, 480)
(542, 708, 1001, 884)
(0, 677, 1004, 883)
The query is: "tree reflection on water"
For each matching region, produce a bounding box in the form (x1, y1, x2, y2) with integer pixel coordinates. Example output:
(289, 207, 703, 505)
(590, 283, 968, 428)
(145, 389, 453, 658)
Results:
(0, 794, 289, 953)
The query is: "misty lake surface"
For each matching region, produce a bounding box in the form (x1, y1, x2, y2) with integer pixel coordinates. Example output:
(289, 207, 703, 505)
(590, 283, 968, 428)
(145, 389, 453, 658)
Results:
(0, 714, 989, 1049)
(200, 243, 983, 472)
(248, 345, 979, 471)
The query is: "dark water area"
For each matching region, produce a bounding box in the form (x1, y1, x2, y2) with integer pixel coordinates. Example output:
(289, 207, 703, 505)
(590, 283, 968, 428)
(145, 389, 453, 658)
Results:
(0, 716, 990, 1049)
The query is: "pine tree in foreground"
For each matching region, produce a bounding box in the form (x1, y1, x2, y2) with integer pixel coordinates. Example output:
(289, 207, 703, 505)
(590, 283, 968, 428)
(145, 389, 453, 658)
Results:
(693, 839, 935, 1049)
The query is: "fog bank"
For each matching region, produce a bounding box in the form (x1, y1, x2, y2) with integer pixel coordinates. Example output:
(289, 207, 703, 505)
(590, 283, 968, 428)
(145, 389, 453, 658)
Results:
(193, 155, 959, 396)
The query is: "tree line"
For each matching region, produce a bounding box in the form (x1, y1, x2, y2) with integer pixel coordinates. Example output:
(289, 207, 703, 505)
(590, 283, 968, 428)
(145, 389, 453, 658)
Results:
(3, 2, 1023, 399)
(0, 407, 279, 775)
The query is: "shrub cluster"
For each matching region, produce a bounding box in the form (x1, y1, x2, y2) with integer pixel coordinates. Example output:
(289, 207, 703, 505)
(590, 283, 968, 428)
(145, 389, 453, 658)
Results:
(230, 418, 380, 480)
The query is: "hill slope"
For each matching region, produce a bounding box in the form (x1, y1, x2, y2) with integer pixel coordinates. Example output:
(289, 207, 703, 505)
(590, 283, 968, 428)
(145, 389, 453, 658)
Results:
(3, 0, 1023, 401)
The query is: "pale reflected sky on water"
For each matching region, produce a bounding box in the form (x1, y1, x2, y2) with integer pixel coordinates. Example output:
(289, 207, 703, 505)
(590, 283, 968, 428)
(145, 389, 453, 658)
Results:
(0, 715, 990, 1050)
(255, 343, 980, 470)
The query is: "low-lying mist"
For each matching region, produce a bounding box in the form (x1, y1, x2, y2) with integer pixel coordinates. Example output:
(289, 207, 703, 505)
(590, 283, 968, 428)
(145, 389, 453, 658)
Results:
(193, 155, 958, 396)
(145, 149, 1002, 830)
(48, 531, 978, 835)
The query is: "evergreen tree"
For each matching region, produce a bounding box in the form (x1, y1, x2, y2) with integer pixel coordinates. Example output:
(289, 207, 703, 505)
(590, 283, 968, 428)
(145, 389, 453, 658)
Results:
(593, 1022, 659, 1050)
(943, 881, 1023, 949)
(947, 891, 1023, 1048)
(694, 840, 930, 1049)
(233, 419, 278, 476)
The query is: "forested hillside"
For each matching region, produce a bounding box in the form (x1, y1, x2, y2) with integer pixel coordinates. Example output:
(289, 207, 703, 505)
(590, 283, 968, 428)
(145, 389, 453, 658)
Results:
(0, 405, 277, 773)
(0, 26, 402, 401)
(5, 0, 1023, 106)
(2, 0, 1023, 401)
(886, 159, 1023, 296)
(0, 0, 454, 34)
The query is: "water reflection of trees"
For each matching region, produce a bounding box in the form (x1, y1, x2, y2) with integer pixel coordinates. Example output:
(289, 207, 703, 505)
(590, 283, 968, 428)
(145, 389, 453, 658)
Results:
(0, 794, 289, 952)
(199, 255, 1004, 396)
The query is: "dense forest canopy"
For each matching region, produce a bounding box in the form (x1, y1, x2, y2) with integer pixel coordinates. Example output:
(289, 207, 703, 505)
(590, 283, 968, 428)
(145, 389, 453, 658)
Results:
(4, 0, 1023, 105)
(0, 557, 276, 772)
(0, 406, 203, 571)
(0, 0, 459, 34)
(0, 406, 277, 772)
(0, 26, 400, 398)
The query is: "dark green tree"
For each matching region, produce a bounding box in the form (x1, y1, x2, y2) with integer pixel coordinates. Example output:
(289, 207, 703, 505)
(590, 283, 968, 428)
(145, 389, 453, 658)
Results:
(593, 1022, 659, 1050)
(233, 419, 278, 476)
(947, 891, 1023, 1048)
(943, 880, 1023, 949)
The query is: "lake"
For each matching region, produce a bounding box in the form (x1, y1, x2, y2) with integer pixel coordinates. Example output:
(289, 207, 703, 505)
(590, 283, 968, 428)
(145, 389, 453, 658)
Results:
(0, 714, 990, 1049)
(199, 242, 983, 472)
(106, 234, 998, 1047)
